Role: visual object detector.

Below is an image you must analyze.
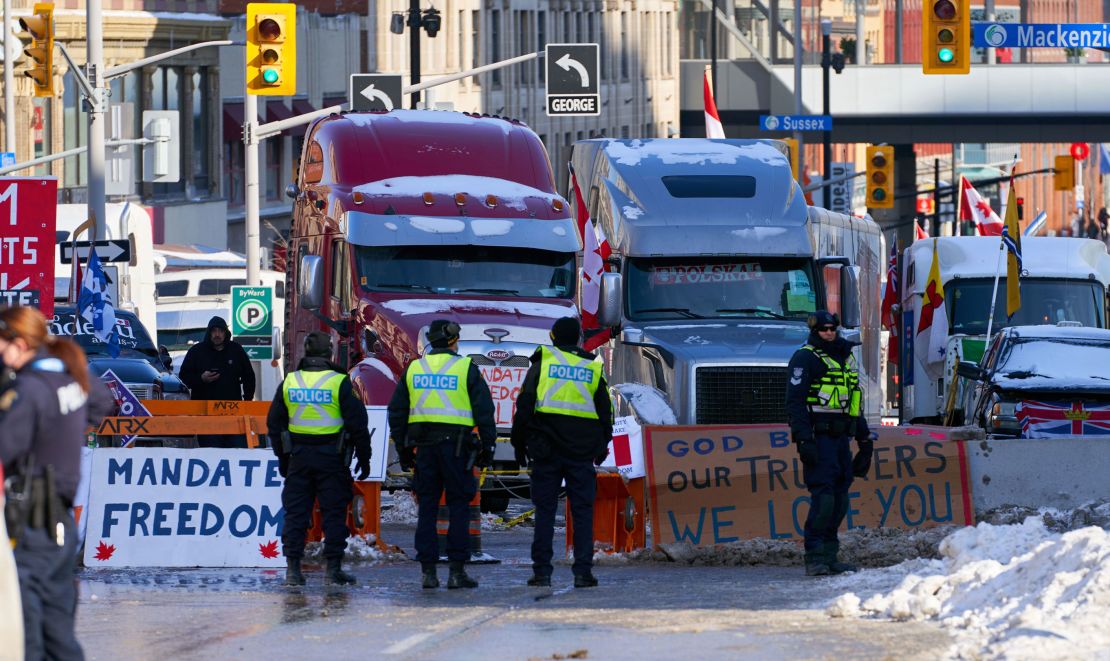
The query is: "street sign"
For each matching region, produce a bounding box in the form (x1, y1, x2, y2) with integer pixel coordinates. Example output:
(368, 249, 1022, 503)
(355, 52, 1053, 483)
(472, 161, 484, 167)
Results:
(349, 74, 403, 112)
(59, 240, 132, 264)
(0, 153, 14, 167)
(545, 43, 600, 117)
(1070, 143, 1089, 161)
(828, 162, 855, 214)
(232, 285, 273, 360)
(759, 115, 833, 132)
(973, 23, 1110, 49)
(0, 177, 58, 314)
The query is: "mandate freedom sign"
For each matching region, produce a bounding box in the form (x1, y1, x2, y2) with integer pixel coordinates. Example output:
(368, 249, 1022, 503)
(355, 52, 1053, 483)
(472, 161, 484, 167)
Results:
(645, 425, 972, 546)
(83, 449, 286, 567)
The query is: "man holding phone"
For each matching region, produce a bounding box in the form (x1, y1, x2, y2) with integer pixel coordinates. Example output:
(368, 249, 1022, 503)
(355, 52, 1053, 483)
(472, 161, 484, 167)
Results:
(179, 316, 256, 447)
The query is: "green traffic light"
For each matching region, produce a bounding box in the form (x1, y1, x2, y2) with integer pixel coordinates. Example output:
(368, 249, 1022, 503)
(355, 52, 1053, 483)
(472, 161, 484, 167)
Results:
(873, 189, 887, 202)
(938, 48, 955, 63)
(262, 68, 279, 84)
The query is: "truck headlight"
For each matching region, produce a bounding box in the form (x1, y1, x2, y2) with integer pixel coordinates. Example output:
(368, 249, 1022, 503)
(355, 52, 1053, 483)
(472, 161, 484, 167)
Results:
(161, 390, 190, 401)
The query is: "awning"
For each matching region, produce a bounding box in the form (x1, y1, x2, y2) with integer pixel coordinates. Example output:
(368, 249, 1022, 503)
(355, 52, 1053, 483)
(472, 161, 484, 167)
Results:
(222, 102, 264, 143)
(286, 98, 316, 137)
(266, 101, 294, 123)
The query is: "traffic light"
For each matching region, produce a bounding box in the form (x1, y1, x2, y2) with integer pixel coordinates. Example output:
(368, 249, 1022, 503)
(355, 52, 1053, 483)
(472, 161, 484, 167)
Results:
(19, 3, 54, 97)
(866, 145, 894, 209)
(782, 138, 800, 182)
(1054, 155, 1075, 191)
(922, 0, 969, 75)
(246, 3, 296, 95)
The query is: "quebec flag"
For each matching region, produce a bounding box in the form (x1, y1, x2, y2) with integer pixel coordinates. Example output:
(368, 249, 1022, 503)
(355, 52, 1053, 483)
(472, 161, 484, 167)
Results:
(77, 248, 121, 358)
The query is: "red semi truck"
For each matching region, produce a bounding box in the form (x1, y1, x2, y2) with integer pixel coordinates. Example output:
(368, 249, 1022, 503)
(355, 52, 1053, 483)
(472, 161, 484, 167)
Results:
(284, 110, 581, 511)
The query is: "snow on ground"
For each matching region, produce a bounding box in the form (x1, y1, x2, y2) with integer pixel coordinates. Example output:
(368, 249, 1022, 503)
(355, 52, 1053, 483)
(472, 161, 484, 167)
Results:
(380, 491, 420, 524)
(303, 535, 408, 563)
(827, 501, 1110, 660)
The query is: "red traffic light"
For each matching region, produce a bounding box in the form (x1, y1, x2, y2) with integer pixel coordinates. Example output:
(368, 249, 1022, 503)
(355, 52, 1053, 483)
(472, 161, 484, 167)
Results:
(1070, 143, 1090, 161)
(258, 17, 282, 40)
(933, 0, 956, 19)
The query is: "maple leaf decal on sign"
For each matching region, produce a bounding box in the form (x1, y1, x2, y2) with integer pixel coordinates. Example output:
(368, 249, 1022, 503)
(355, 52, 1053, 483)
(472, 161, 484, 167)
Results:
(94, 541, 116, 561)
(259, 540, 280, 559)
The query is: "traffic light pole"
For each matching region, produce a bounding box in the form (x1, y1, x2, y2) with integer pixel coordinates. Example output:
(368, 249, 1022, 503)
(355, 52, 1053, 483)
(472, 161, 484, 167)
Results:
(244, 94, 261, 286)
(3, 0, 13, 154)
(408, 0, 421, 108)
(87, 0, 107, 241)
(821, 20, 832, 207)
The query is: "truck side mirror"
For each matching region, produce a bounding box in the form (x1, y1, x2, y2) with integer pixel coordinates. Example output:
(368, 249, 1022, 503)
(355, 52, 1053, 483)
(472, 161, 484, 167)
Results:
(597, 273, 623, 328)
(841, 265, 862, 329)
(956, 361, 985, 381)
(158, 345, 173, 371)
(298, 254, 325, 311)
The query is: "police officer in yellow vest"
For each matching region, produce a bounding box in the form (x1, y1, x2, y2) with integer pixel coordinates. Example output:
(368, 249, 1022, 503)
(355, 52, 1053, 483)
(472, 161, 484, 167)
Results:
(785, 311, 875, 577)
(387, 319, 497, 589)
(268, 331, 371, 587)
(512, 317, 613, 588)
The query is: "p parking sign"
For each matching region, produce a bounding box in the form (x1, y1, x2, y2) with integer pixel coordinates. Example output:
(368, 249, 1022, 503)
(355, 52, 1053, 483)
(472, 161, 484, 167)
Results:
(231, 286, 273, 360)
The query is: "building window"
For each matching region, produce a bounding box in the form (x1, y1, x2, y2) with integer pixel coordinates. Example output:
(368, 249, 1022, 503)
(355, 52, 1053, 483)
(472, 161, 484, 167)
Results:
(665, 13, 673, 76)
(31, 98, 51, 177)
(62, 69, 88, 188)
(491, 10, 502, 86)
(538, 12, 547, 83)
(595, 13, 606, 80)
(620, 13, 629, 80)
(192, 70, 210, 193)
(457, 10, 465, 71)
(225, 141, 244, 207)
(265, 138, 283, 202)
(471, 10, 481, 72)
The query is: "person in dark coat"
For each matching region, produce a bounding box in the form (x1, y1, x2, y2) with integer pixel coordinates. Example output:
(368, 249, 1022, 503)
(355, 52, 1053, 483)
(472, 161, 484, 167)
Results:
(267, 331, 371, 587)
(512, 317, 613, 588)
(387, 319, 497, 589)
(0, 305, 114, 660)
(785, 310, 874, 577)
(179, 315, 256, 448)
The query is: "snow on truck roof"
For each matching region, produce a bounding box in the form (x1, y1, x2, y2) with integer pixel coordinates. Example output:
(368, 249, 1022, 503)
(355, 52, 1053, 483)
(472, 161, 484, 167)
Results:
(906, 236, 1110, 292)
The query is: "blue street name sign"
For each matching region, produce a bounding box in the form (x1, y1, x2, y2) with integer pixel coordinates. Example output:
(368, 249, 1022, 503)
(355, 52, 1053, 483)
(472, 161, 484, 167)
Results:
(0, 152, 14, 167)
(973, 23, 1110, 49)
(759, 115, 833, 132)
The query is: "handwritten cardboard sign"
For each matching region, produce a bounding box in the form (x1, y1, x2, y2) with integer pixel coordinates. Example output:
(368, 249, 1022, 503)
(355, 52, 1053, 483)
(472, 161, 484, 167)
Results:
(645, 425, 972, 546)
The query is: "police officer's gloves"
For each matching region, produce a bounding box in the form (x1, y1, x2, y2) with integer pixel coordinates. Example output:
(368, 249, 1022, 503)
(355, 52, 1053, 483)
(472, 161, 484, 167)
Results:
(477, 446, 495, 469)
(399, 446, 416, 472)
(795, 438, 818, 466)
(852, 436, 876, 478)
(594, 451, 609, 466)
(278, 453, 289, 478)
(355, 453, 371, 481)
(514, 447, 529, 468)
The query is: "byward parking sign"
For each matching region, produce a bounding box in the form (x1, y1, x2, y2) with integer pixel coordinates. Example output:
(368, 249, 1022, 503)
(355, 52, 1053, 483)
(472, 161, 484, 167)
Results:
(231, 286, 273, 360)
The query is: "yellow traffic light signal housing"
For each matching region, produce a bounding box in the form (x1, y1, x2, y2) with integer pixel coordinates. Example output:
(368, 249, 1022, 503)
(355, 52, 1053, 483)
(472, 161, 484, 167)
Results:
(922, 0, 969, 75)
(782, 138, 800, 182)
(246, 3, 296, 95)
(19, 3, 54, 97)
(1054, 155, 1075, 191)
(866, 145, 894, 209)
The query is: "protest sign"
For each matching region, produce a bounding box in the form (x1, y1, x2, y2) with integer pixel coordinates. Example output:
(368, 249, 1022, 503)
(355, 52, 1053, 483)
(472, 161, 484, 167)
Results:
(599, 416, 645, 478)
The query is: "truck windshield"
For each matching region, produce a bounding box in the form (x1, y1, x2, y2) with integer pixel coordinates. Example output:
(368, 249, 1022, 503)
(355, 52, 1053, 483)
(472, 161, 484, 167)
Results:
(625, 257, 818, 321)
(354, 246, 576, 299)
(947, 278, 1105, 335)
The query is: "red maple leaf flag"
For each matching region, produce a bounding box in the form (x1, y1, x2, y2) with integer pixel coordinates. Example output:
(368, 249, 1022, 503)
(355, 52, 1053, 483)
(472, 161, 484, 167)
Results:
(568, 163, 614, 352)
(704, 66, 725, 139)
(880, 240, 900, 365)
(94, 541, 116, 561)
(259, 540, 280, 559)
(959, 176, 1003, 236)
(915, 220, 929, 240)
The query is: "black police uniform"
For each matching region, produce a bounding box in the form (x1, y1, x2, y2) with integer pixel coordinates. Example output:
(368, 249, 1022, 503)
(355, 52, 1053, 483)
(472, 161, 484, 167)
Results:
(0, 351, 114, 660)
(511, 343, 613, 585)
(387, 347, 496, 580)
(267, 355, 371, 584)
(785, 313, 872, 575)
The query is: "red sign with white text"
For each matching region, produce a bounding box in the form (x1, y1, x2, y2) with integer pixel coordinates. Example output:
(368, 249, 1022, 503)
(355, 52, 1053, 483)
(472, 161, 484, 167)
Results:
(0, 177, 58, 315)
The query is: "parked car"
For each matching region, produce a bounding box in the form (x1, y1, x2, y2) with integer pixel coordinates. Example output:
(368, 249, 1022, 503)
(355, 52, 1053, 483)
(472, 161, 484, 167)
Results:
(49, 305, 189, 401)
(957, 324, 1110, 437)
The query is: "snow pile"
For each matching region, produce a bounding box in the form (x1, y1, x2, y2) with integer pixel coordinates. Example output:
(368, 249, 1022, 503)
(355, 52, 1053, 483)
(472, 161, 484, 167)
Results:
(381, 492, 419, 524)
(303, 535, 408, 563)
(611, 383, 678, 425)
(980, 499, 1110, 532)
(828, 518, 1110, 659)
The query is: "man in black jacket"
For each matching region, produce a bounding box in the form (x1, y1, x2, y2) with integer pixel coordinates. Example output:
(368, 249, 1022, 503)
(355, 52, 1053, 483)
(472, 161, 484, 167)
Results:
(179, 316, 256, 448)
(512, 317, 613, 588)
(785, 311, 874, 576)
(387, 319, 497, 589)
(267, 331, 371, 586)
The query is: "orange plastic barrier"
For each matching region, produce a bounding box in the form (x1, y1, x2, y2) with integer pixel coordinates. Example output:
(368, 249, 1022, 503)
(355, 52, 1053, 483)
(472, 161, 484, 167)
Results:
(434, 469, 484, 559)
(306, 481, 391, 550)
(96, 399, 270, 448)
(566, 473, 647, 555)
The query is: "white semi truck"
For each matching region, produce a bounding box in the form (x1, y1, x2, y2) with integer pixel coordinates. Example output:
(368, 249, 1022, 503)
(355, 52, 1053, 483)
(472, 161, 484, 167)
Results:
(900, 236, 1110, 423)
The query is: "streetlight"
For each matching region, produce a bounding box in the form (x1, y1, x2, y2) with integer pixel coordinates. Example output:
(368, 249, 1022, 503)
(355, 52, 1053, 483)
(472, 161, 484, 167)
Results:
(391, 2, 442, 108)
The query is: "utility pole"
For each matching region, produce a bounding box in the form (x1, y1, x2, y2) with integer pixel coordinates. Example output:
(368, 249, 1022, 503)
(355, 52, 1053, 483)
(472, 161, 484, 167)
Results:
(855, 0, 865, 65)
(710, 0, 718, 100)
(985, 0, 996, 65)
(933, 158, 941, 237)
(408, 0, 421, 108)
(792, 0, 803, 184)
(3, 0, 13, 155)
(821, 19, 832, 207)
(244, 94, 260, 286)
(895, 0, 903, 63)
(87, 0, 107, 241)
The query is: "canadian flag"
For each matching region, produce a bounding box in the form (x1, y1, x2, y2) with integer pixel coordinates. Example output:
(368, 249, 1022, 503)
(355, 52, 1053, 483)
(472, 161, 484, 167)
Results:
(880, 240, 900, 366)
(915, 220, 929, 240)
(599, 417, 645, 478)
(568, 163, 613, 351)
(704, 66, 725, 139)
(959, 177, 1003, 236)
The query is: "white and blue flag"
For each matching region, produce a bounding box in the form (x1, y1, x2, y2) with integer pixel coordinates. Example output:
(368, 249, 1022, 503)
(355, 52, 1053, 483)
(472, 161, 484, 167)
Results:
(77, 248, 121, 357)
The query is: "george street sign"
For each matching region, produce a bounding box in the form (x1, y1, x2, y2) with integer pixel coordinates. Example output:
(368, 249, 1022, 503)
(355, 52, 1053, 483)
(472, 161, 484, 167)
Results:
(349, 74, 403, 112)
(759, 115, 833, 132)
(59, 239, 132, 264)
(231, 285, 273, 360)
(974, 22, 1110, 49)
(545, 43, 600, 117)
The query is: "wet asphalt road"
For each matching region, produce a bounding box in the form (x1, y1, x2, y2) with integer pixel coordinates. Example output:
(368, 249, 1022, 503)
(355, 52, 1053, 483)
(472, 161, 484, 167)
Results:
(75, 517, 950, 660)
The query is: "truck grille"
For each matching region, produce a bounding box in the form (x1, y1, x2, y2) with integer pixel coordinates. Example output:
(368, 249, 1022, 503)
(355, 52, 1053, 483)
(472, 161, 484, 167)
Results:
(695, 367, 789, 424)
(125, 383, 155, 400)
(469, 355, 531, 368)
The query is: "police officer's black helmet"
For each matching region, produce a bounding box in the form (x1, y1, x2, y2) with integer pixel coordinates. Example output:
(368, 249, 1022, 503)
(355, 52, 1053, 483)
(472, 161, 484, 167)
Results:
(304, 331, 332, 357)
(426, 319, 461, 348)
(807, 310, 840, 330)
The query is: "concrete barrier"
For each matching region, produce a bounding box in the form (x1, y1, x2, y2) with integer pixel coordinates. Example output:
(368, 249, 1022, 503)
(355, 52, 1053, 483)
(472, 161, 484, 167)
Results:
(967, 437, 1110, 512)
